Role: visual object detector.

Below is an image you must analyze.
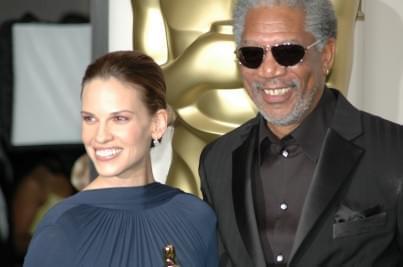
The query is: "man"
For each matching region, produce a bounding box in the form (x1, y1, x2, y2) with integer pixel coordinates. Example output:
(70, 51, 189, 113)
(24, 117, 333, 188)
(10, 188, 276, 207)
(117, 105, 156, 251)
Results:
(199, 0, 403, 266)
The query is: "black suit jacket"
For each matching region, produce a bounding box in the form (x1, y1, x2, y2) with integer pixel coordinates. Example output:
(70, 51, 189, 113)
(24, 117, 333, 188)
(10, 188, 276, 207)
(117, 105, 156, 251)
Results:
(199, 89, 403, 266)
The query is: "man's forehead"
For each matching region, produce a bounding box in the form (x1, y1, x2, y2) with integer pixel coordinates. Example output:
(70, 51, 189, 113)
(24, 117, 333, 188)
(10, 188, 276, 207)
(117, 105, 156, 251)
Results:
(245, 5, 306, 29)
(242, 6, 309, 41)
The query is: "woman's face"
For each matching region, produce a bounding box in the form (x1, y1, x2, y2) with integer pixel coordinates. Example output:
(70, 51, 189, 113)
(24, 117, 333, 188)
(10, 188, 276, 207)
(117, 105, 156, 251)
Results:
(81, 77, 161, 180)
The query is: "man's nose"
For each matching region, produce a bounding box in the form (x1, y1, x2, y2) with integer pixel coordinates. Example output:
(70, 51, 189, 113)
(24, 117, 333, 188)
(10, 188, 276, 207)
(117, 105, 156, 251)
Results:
(256, 52, 287, 78)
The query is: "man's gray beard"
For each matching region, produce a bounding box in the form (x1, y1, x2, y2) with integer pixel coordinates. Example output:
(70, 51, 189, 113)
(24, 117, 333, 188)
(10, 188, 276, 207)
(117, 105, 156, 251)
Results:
(254, 81, 318, 126)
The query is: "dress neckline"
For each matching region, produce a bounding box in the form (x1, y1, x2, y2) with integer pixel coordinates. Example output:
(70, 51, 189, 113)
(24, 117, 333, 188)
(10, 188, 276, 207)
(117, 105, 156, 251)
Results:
(72, 182, 181, 209)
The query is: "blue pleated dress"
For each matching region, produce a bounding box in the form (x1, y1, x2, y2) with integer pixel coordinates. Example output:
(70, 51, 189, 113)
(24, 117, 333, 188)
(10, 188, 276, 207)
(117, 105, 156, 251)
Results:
(23, 182, 218, 267)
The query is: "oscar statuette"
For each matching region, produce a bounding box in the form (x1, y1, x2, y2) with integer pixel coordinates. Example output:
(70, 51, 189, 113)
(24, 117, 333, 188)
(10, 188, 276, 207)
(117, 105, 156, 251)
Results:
(163, 244, 179, 267)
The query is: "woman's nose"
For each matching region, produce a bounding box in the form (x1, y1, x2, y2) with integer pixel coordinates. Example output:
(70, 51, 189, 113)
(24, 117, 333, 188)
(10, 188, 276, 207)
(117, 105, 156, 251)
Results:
(95, 122, 112, 143)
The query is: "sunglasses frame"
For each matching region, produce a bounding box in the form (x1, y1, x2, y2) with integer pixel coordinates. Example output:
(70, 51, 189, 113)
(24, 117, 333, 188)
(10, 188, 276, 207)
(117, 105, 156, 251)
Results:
(235, 39, 322, 69)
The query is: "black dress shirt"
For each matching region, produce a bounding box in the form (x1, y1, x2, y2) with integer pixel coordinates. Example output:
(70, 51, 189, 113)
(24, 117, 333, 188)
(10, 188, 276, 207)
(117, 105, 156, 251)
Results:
(253, 88, 337, 265)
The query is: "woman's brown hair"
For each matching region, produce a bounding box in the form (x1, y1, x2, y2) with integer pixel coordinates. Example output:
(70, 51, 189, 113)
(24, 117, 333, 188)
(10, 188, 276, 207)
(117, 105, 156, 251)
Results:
(81, 50, 167, 115)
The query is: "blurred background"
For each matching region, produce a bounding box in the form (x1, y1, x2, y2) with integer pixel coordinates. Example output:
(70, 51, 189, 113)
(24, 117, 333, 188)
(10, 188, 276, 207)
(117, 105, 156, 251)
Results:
(0, 0, 89, 266)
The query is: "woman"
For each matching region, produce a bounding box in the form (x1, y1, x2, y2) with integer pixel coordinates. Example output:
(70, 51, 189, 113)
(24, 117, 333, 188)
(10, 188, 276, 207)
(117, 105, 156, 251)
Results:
(23, 51, 218, 266)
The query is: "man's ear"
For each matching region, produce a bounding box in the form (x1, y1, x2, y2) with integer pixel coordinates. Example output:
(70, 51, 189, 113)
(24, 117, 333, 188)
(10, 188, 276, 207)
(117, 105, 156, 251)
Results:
(151, 109, 168, 140)
(321, 37, 336, 75)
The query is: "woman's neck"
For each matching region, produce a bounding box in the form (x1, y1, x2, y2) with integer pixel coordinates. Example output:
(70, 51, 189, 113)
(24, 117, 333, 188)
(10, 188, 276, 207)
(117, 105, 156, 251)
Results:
(83, 159, 155, 190)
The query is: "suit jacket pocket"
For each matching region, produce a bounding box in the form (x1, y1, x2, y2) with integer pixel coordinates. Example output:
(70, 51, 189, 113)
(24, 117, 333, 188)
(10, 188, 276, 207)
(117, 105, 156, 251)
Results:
(333, 211, 387, 239)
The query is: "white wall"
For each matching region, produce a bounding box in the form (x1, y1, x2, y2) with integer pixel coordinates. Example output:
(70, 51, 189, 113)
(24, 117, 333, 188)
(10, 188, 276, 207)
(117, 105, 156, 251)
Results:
(108, 0, 133, 51)
(90, 0, 133, 57)
(348, 0, 403, 124)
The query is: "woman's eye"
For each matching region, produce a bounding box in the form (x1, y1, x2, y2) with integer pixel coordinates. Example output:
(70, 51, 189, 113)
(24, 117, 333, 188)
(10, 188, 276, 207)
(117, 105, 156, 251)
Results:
(114, 116, 128, 122)
(82, 116, 96, 123)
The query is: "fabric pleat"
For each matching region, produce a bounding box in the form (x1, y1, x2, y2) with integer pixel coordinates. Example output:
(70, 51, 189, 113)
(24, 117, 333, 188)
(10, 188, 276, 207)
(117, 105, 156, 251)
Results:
(24, 182, 218, 267)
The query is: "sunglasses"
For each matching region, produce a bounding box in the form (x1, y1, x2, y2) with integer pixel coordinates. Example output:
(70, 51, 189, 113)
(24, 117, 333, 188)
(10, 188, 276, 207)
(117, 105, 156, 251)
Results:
(235, 39, 322, 69)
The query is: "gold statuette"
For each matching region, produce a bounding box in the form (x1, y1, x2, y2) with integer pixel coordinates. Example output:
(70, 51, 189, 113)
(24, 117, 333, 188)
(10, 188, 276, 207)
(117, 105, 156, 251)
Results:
(163, 244, 179, 267)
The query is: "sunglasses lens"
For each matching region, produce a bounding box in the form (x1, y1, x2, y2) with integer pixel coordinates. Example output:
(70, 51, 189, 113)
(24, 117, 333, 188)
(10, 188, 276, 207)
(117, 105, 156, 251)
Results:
(237, 44, 306, 68)
(237, 47, 264, 69)
(272, 44, 305, 66)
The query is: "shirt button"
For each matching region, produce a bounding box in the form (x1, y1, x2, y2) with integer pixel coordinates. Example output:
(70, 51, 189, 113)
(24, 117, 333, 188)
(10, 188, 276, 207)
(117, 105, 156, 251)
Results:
(282, 150, 289, 158)
(276, 254, 284, 262)
(280, 202, 288, 211)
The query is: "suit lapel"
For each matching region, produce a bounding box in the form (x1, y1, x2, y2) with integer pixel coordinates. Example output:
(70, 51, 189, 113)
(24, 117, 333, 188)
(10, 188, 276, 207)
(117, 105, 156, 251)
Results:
(289, 90, 365, 262)
(232, 121, 266, 267)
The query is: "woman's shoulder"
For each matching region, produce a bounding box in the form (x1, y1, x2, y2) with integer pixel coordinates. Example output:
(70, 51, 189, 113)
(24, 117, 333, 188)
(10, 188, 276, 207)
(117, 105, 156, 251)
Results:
(158, 183, 211, 206)
(33, 193, 86, 230)
(173, 191, 213, 211)
(163, 186, 217, 224)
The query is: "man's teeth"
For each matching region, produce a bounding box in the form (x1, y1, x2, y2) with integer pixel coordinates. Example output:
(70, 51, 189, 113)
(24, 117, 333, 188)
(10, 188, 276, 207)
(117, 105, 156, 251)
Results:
(96, 148, 122, 157)
(263, 88, 290, 96)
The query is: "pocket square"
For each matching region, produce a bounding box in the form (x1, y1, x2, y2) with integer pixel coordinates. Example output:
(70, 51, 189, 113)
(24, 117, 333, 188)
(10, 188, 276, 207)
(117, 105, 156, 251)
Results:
(334, 204, 382, 223)
(333, 204, 386, 238)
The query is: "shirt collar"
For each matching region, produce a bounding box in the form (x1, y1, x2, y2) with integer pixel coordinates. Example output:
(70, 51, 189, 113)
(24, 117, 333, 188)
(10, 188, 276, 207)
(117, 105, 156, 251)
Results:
(258, 88, 337, 162)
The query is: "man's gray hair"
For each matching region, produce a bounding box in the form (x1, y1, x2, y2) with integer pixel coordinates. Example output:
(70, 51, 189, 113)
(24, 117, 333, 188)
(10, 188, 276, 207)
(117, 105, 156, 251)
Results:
(233, 0, 337, 49)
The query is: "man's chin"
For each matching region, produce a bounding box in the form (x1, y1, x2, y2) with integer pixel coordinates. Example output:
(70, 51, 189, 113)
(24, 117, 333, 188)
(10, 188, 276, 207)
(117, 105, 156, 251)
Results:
(260, 110, 299, 126)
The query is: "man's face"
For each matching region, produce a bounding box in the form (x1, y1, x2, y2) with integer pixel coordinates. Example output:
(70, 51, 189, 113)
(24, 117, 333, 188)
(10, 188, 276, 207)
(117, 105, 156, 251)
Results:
(239, 6, 334, 133)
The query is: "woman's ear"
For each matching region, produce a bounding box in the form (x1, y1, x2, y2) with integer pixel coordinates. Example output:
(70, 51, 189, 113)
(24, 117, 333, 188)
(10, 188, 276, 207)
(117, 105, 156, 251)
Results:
(151, 109, 168, 140)
(321, 37, 336, 76)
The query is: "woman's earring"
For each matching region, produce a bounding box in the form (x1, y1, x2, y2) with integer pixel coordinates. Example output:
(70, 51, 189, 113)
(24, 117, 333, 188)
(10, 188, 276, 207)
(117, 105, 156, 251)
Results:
(153, 139, 160, 146)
